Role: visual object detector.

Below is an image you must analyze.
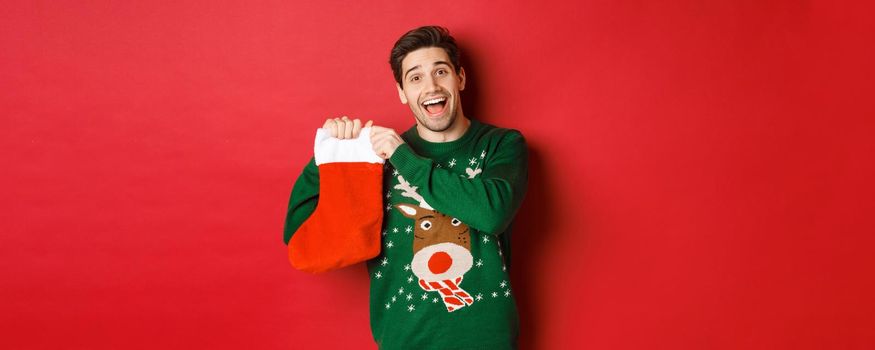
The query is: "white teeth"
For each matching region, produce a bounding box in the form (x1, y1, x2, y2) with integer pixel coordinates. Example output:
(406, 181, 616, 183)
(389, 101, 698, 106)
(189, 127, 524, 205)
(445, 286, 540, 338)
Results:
(422, 97, 447, 106)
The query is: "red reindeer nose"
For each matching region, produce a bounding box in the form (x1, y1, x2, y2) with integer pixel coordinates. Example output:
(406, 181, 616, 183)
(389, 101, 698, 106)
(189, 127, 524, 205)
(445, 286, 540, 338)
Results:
(428, 251, 453, 274)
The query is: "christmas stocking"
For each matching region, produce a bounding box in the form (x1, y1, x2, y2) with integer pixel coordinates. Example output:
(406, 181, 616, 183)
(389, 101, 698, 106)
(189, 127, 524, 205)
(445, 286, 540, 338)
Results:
(288, 127, 384, 273)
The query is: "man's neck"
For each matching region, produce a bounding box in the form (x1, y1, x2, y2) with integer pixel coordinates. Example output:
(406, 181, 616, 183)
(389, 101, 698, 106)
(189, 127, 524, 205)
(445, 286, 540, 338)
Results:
(417, 115, 471, 143)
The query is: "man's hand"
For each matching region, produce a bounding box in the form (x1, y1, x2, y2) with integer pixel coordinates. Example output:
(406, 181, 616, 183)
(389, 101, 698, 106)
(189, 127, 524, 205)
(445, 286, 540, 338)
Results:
(322, 116, 373, 139)
(370, 126, 405, 160)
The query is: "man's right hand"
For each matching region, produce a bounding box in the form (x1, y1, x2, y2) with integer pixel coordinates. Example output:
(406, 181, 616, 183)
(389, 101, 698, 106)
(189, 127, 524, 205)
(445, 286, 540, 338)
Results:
(323, 116, 373, 139)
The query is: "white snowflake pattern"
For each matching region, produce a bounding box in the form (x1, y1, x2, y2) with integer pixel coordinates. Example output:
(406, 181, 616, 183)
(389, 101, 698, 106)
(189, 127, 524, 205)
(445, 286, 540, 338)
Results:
(407, 276, 414, 283)
(403, 264, 411, 271)
(391, 296, 397, 302)
(386, 303, 391, 309)
(381, 257, 389, 266)
(483, 236, 490, 243)
(393, 227, 399, 233)
(374, 271, 382, 279)
(469, 157, 477, 166)
(448, 159, 456, 168)
(480, 150, 486, 159)
(405, 225, 412, 233)
(382, 230, 388, 236)
(500, 280, 508, 288)
(407, 304, 415, 312)
(385, 204, 392, 211)
(392, 169, 399, 176)
(491, 292, 499, 298)
(386, 241, 394, 248)
(398, 287, 405, 295)
(504, 290, 512, 297)
(475, 259, 483, 267)
(432, 298, 439, 303)
(386, 191, 392, 198)
(436, 163, 442, 168)
(406, 293, 413, 301)
(421, 293, 428, 300)
(475, 293, 483, 301)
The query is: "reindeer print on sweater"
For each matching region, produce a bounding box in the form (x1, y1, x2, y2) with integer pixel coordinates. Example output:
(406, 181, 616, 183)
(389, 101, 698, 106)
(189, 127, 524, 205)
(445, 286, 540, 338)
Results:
(394, 175, 475, 312)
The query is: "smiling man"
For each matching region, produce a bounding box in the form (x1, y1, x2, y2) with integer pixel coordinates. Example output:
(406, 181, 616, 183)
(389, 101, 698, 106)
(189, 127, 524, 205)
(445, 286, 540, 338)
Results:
(283, 26, 528, 350)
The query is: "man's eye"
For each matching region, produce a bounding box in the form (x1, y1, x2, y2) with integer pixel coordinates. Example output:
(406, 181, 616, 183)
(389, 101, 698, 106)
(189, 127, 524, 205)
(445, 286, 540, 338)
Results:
(436, 69, 446, 75)
(410, 76, 420, 82)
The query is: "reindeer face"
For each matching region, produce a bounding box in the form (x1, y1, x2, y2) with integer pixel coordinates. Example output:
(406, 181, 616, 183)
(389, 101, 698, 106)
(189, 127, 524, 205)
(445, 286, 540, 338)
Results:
(394, 204, 471, 254)
(395, 203, 474, 282)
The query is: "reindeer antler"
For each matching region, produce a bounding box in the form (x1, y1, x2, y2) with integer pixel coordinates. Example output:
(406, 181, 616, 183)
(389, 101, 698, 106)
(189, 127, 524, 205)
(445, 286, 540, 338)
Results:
(393, 175, 433, 210)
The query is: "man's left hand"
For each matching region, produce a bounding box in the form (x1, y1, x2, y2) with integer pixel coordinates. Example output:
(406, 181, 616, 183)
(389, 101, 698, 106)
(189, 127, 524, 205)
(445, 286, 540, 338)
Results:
(370, 126, 405, 160)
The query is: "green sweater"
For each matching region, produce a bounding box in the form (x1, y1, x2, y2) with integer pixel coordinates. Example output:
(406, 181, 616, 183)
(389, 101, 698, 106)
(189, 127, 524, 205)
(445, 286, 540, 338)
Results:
(283, 119, 528, 350)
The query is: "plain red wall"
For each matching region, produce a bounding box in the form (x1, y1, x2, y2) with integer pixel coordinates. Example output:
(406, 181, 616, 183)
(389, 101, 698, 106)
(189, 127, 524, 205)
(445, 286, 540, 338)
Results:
(3, 1, 873, 349)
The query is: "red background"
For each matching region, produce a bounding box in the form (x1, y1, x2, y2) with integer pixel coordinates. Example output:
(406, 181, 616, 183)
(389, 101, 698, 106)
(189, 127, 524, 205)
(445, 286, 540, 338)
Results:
(3, 1, 874, 349)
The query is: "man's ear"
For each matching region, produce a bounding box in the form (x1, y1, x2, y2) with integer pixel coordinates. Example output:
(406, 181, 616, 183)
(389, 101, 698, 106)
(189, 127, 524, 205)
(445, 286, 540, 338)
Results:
(458, 67, 466, 91)
(396, 83, 408, 104)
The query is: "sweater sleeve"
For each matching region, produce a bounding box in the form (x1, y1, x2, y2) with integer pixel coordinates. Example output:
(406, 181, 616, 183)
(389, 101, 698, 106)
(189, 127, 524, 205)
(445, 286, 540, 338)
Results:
(388, 130, 528, 235)
(282, 157, 320, 244)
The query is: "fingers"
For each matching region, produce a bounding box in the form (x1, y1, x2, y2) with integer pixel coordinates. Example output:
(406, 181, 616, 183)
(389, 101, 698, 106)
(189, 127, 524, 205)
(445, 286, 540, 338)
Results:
(371, 136, 386, 158)
(324, 117, 375, 139)
(352, 119, 362, 139)
(342, 117, 354, 139)
(369, 126, 387, 141)
(372, 141, 389, 159)
(369, 125, 388, 136)
(323, 118, 338, 138)
(370, 127, 403, 159)
(370, 128, 401, 142)
(334, 117, 346, 139)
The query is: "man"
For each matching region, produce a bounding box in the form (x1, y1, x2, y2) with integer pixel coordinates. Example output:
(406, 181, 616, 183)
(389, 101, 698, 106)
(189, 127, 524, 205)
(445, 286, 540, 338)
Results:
(283, 26, 528, 350)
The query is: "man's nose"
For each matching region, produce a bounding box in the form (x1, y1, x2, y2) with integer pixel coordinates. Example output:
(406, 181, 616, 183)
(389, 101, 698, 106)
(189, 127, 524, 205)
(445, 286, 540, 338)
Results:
(424, 76, 442, 92)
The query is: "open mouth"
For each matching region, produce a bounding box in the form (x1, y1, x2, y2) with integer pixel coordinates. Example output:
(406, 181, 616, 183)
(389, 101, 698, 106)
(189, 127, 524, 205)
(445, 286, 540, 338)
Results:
(421, 96, 447, 116)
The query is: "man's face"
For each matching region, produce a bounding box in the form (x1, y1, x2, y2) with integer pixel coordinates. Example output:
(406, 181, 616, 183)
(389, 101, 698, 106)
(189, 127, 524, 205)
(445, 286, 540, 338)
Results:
(396, 47, 466, 133)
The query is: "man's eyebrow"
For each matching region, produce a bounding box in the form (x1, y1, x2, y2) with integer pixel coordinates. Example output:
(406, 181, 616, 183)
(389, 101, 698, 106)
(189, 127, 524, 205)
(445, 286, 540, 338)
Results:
(433, 61, 452, 68)
(404, 65, 421, 79)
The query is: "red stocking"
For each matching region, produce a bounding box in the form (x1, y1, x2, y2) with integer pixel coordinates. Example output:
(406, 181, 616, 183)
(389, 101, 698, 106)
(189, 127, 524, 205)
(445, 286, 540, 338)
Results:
(289, 127, 384, 273)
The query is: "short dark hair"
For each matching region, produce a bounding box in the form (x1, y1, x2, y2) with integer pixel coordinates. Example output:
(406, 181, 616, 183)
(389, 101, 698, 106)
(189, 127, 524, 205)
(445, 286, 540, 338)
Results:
(389, 26, 461, 88)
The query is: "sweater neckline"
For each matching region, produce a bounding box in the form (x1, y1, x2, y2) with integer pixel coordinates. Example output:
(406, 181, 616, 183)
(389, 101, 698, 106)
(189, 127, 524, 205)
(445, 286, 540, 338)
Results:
(403, 119, 482, 157)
